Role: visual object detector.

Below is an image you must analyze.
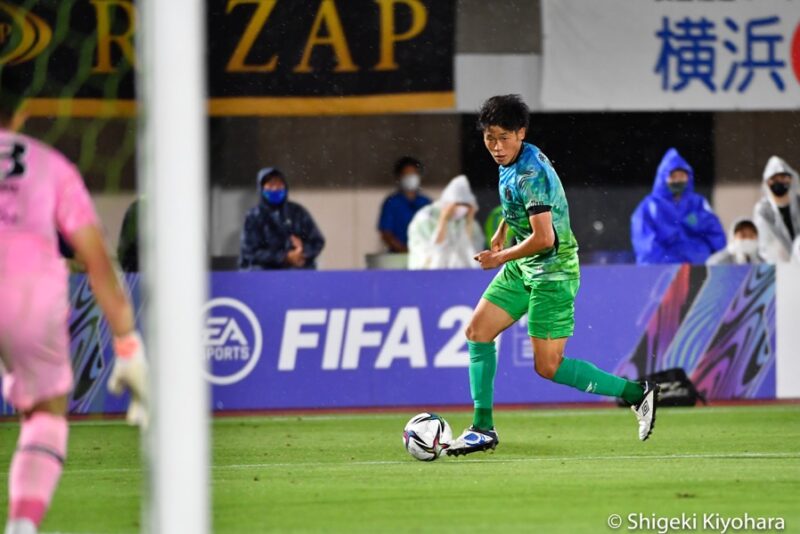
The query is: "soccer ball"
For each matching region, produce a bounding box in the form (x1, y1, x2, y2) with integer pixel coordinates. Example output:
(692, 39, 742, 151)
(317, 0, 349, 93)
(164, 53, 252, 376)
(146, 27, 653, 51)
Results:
(402, 412, 452, 461)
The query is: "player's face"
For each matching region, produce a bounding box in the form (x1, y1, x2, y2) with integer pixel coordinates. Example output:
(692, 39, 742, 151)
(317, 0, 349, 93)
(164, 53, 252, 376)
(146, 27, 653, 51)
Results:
(483, 126, 526, 165)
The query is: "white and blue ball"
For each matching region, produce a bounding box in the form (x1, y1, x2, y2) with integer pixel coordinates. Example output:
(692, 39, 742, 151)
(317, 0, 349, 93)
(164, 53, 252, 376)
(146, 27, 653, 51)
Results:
(402, 412, 452, 461)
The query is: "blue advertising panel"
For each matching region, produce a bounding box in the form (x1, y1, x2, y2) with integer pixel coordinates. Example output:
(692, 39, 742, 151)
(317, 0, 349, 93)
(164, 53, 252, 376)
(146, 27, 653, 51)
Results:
(0, 265, 777, 415)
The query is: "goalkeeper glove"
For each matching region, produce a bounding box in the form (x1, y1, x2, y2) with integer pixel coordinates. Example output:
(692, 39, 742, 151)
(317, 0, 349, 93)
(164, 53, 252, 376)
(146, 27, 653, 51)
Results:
(108, 331, 149, 430)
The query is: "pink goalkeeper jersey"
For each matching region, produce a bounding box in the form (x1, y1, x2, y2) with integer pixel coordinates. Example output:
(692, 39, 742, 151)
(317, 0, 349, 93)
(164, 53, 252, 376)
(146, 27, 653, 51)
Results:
(0, 129, 98, 279)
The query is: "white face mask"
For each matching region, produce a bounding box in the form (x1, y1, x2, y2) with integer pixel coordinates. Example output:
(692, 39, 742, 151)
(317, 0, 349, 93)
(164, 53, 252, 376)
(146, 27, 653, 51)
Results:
(731, 239, 759, 257)
(453, 205, 470, 220)
(400, 173, 421, 192)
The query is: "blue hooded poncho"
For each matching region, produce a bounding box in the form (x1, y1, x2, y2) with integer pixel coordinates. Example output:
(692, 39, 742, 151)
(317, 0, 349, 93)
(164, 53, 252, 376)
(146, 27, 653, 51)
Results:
(631, 148, 726, 264)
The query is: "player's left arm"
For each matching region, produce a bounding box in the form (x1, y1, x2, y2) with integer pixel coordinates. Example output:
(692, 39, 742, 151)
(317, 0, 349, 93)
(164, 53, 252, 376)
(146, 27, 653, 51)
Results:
(56, 158, 148, 427)
(475, 211, 554, 268)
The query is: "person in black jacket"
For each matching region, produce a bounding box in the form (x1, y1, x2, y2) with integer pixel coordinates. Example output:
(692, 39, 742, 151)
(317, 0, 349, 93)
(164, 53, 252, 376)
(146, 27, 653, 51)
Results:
(117, 198, 140, 272)
(239, 167, 325, 270)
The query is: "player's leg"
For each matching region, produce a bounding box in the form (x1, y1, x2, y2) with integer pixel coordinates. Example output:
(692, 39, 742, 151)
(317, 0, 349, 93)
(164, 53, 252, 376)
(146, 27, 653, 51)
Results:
(464, 298, 517, 430)
(528, 279, 659, 441)
(6, 397, 69, 534)
(531, 336, 644, 402)
(447, 263, 527, 457)
(465, 261, 528, 432)
(2, 278, 72, 533)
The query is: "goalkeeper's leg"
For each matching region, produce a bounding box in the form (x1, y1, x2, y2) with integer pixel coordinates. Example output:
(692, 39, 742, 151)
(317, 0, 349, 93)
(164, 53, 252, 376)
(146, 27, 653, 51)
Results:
(5, 396, 69, 534)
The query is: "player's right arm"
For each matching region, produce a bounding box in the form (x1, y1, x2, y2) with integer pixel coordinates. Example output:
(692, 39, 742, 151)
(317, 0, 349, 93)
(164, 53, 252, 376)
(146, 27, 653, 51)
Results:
(490, 219, 508, 252)
(69, 225, 135, 337)
(69, 225, 149, 428)
(56, 157, 148, 427)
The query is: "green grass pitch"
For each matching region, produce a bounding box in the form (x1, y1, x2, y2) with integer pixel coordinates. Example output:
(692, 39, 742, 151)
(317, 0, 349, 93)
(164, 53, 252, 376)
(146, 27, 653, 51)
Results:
(1, 405, 798, 533)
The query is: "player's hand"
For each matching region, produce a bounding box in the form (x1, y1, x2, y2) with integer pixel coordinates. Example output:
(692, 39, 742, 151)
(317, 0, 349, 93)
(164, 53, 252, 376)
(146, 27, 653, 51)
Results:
(126, 398, 149, 430)
(108, 331, 149, 429)
(474, 250, 504, 270)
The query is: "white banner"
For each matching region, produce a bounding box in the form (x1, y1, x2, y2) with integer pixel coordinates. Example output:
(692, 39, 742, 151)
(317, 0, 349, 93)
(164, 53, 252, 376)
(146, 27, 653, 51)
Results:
(541, 0, 800, 110)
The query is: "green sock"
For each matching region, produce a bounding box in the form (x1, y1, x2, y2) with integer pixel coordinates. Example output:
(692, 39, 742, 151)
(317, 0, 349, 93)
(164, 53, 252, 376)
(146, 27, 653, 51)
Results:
(468, 340, 497, 430)
(620, 380, 646, 405)
(552, 357, 644, 404)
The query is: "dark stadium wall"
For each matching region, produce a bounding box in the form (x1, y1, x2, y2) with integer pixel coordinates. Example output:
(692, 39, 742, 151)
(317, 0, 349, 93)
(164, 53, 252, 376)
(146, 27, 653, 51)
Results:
(714, 111, 800, 185)
(207, 115, 462, 190)
(460, 112, 716, 256)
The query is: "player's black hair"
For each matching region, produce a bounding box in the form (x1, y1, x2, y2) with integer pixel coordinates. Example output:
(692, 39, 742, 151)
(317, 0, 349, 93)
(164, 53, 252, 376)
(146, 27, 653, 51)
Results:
(477, 94, 530, 132)
(393, 156, 423, 177)
(733, 219, 758, 236)
(0, 67, 25, 125)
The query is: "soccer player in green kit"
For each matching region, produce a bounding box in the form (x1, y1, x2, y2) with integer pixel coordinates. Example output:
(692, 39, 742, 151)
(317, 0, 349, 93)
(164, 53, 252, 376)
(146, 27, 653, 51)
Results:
(446, 95, 659, 456)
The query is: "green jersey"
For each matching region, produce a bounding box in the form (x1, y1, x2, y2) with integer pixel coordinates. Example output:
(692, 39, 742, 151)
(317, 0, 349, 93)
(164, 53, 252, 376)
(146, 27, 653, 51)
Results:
(498, 142, 580, 281)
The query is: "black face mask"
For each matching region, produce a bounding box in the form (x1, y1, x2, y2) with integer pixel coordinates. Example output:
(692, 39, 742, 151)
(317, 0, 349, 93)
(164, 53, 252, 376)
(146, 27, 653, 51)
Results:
(769, 182, 790, 197)
(668, 181, 687, 195)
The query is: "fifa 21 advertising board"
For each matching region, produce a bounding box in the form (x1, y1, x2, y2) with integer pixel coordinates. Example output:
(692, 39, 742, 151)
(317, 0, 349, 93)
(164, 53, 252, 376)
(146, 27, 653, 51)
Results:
(0, 266, 776, 415)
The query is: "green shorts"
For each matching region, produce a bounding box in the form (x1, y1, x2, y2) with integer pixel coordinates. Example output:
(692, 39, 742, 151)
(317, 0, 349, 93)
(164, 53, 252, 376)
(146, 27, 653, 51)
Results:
(482, 260, 580, 339)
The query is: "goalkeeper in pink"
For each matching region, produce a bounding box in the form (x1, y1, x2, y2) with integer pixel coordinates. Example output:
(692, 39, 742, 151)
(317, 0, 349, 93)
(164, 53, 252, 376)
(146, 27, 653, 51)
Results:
(0, 90, 148, 534)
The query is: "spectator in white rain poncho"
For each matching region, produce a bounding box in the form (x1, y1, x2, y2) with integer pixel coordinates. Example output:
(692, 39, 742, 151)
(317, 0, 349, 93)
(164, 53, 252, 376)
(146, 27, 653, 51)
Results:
(407, 175, 485, 269)
(753, 156, 800, 263)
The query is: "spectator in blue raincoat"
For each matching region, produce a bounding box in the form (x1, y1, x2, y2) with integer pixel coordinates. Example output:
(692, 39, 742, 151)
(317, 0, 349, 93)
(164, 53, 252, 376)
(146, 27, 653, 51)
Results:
(631, 148, 726, 264)
(239, 167, 325, 270)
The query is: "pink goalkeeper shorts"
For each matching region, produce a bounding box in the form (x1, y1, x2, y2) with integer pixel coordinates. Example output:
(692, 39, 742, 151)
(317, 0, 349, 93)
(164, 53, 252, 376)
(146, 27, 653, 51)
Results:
(0, 274, 73, 412)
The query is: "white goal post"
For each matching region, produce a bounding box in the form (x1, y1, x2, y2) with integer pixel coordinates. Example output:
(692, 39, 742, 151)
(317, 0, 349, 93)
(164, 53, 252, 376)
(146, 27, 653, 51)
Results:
(137, 1, 209, 532)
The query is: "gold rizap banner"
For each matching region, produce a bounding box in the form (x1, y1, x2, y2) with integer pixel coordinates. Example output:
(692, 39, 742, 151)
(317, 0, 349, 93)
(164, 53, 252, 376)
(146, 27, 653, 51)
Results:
(0, 0, 455, 116)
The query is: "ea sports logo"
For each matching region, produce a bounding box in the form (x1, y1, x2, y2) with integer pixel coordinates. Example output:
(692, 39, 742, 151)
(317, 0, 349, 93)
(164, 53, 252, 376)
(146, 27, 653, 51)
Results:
(202, 297, 263, 386)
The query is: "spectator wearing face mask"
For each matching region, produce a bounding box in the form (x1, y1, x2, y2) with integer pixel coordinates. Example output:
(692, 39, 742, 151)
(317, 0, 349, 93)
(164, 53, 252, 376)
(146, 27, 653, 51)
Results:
(707, 219, 764, 265)
(631, 148, 726, 264)
(377, 156, 432, 253)
(407, 175, 485, 269)
(753, 156, 800, 263)
(239, 167, 325, 270)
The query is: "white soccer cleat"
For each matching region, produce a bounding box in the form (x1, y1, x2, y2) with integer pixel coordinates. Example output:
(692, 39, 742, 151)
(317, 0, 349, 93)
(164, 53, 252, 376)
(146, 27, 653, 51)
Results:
(445, 426, 500, 457)
(108, 331, 149, 429)
(631, 381, 660, 441)
(4, 518, 37, 534)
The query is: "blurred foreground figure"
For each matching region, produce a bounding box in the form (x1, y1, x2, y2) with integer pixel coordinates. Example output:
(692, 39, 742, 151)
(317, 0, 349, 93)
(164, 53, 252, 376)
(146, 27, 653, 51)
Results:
(377, 156, 431, 252)
(707, 219, 764, 265)
(631, 148, 725, 264)
(0, 83, 147, 534)
(407, 175, 484, 269)
(754, 156, 800, 263)
(239, 167, 325, 270)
